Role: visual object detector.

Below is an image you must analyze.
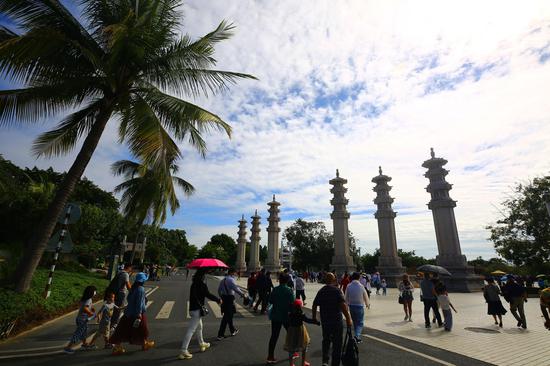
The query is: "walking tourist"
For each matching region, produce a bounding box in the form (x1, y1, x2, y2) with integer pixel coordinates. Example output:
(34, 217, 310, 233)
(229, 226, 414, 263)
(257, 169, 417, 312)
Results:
(381, 279, 387, 296)
(435, 286, 457, 331)
(540, 287, 550, 330)
(266, 273, 295, 364)
(284, 299, 319, 366)
(178, 269, 222, 360)
(217, 268, 245, 339)
(110, 272, 155, 355)
(89, 291, 121, 349)
(483, 278, 506, 327)
(420, 273, 443, 328)
(339, 272, 350, 293)
(109, 263, 133, 330)
(295, 273, 306, 305)
(503, 277, 528, 329)
(398, 274, 414, 322)
(247, 271, 258, 308)
(344, 272, 370, 342)
(64, 286, 97, 354)
(312, 272, 353, 366)
(255, 268, 269, 313)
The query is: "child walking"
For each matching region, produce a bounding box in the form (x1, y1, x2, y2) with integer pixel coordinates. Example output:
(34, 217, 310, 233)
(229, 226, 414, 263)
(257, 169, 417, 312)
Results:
(90, 291, 121, 349)
(381, 279, 387, 296)
(436, 286, 457, 331)
(64, 286, 97, 354)
(284, 299, 319, 366)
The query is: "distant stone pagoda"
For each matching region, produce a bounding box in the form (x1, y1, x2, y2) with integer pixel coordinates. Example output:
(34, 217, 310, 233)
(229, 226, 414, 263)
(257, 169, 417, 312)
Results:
(248, 210, 262, 273)
(422, 148, 483, 292)
(235, 215, 247, 274)
(372, 166, 406, 287)
(329, 169, 356, 274)
(264, 195, 281, 272)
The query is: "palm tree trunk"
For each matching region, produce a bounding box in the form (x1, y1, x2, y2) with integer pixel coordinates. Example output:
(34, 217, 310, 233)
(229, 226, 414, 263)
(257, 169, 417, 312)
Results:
(14, 102, 115, 293)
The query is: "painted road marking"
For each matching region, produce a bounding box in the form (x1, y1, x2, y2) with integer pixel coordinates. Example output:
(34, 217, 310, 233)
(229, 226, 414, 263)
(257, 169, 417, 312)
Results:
(186, 301, 190, 318)
(156, 301, 174, 319)
(207, 301, 223, 318)
(146, 300, 153, 309)
(363, 334, 456, 366)
(235, 302, 254, 318)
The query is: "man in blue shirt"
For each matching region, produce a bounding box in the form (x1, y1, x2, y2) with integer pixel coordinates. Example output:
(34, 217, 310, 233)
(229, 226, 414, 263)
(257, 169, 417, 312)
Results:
(420, 273, 442, 328)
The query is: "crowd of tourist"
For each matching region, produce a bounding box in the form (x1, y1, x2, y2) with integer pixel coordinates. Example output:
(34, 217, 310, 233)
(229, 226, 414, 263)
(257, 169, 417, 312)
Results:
(62, 263, 550, 366)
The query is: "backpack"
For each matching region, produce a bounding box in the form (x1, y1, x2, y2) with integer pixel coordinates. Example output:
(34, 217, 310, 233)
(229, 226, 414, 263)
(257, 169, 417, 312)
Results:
(105, 272, 123, 299)
(341, 327, 359, 366)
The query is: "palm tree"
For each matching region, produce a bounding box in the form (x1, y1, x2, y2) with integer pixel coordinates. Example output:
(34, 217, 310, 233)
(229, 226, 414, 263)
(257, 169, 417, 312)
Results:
(111, 158, 193, 263)
(0, 0, 255, 293)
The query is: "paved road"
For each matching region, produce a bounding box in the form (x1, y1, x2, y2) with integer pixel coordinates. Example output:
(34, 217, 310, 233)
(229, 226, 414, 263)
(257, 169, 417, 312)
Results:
(0, 275, 493, 366)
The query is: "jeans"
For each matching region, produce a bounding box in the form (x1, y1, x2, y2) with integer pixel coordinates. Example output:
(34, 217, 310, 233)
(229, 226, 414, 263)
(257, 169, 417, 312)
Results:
(423, 298, 442, 326)
(218, 295, 236, 337)
(348, 304, 364, 339)
(510, 297, 527, 327)
(442, 309, 453, 330)
(268, 320, 288, 358)
(181, 310, 204, 352)
(321, 322, 343, 366)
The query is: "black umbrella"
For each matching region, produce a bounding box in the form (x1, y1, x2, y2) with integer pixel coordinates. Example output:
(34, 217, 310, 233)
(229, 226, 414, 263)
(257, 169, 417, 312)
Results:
(417, 264, 452, 276)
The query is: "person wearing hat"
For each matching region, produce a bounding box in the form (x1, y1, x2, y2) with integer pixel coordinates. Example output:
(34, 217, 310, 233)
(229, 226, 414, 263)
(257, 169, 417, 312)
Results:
(110, 272, 154, 355)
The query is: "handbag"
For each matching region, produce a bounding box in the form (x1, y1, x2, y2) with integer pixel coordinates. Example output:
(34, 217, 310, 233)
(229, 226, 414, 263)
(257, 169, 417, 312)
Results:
(341, 327, 359, 366)
(193, 284, 209, 317)
(398, 295, 404, 304)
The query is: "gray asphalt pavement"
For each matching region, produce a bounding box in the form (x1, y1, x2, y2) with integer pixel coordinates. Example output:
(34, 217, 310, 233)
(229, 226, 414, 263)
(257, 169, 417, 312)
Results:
(0, 275, 494, 366)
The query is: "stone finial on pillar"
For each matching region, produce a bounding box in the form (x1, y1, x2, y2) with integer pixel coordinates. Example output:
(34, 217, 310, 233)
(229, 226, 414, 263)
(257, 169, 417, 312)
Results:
(329, 170, 355, 274)
(248, 210, 261, 273)
(265, 195, 281, 272)
(236, 214, 247, 274)
(422, 149, 483, 292)
(372, 167, 405, 287)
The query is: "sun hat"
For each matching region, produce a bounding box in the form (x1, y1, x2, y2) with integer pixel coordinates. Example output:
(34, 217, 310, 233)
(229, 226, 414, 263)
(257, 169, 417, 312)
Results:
(135, 272, 149, 283)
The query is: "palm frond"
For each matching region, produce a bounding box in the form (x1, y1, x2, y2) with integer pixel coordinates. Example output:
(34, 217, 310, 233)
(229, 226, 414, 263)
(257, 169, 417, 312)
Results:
(31, 99, 103, 157)
(0, 83, 101, 126)
(138, 86, 232, 157)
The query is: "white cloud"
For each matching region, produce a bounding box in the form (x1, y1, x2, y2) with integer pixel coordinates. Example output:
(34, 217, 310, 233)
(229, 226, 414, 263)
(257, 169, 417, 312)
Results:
(2, 0, 550, 259)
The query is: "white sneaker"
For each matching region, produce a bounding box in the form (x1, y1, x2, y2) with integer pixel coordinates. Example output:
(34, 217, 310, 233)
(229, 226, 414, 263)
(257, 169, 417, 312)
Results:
(178, 351, 193, 360)
(408, 317, 413, 322)
(199, 343, 210, 352)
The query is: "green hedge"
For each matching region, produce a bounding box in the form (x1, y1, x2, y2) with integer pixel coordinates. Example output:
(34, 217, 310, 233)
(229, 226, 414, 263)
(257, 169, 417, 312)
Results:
(0, 268, 108, 334)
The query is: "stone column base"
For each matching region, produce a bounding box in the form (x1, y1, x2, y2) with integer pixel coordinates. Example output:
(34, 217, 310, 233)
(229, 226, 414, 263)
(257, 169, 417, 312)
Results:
(439, 265, 484, 292)
(375, 266, 407, 288)
(236, 263, 247, 275)
(263, 264, 282, 274)
(330, 258, 356, 276)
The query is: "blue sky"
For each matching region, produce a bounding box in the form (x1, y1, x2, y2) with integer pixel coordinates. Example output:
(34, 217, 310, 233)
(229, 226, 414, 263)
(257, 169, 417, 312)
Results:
(1, 1, 550, 259)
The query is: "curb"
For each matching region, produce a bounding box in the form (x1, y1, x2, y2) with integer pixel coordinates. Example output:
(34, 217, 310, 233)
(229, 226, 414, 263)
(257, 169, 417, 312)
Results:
(0, 286, 158, 360)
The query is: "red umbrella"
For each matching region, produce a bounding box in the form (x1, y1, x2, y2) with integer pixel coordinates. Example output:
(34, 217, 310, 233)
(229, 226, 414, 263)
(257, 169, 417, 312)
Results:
(186, 258, 229, 269)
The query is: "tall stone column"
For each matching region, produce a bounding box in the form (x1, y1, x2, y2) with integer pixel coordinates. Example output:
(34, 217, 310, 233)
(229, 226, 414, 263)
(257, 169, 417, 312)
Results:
(329, 169, 356, 275)
(264, 195, 281, 272)
(372, 167, 405, 287)
(422, 148, 483, 292)
(248, 210, 261, 273)
(236, 215, 247, 274)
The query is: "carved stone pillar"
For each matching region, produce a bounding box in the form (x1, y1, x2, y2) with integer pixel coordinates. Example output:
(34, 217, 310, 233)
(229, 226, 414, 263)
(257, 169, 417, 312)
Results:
(248, 210, 261, 273)
(265, 195, 281, 272)
(329, 169, 355, 275)
(236, 215, 247, 274)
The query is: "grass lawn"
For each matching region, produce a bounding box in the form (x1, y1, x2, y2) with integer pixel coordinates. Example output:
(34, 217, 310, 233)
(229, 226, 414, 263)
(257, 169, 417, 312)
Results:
(0, 268, 108, 337)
